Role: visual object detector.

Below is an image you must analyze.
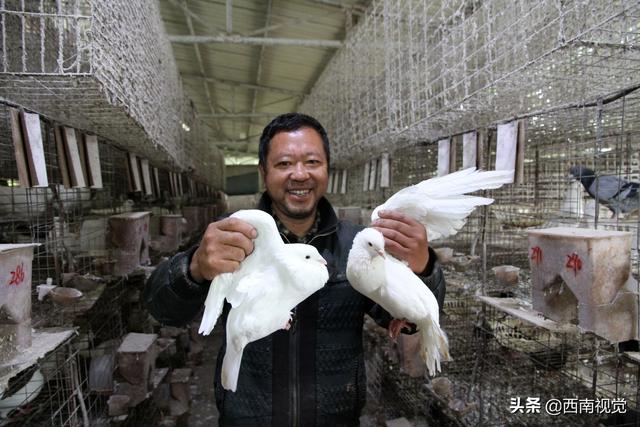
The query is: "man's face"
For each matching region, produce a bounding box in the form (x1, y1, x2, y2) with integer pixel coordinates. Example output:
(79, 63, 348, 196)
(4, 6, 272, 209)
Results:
(260, 127, 328, 221)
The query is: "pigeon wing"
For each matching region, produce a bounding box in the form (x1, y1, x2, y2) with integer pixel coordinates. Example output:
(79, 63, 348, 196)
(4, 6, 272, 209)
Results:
(383, 255, 434, 317)
(588, 175, 630, 201)
(226, 266, 275, 308)
(372, 168, 512, 240)
(199, 272, 233, 335)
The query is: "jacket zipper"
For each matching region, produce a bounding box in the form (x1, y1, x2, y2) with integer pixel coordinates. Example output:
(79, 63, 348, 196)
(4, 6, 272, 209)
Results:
(306, 226, 337, 245)
(280, 224, 336, 427)
(290, 308, 299, 427)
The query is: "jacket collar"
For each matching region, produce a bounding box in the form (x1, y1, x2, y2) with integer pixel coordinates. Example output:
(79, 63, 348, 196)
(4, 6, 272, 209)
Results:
(257, 192, 339, 238)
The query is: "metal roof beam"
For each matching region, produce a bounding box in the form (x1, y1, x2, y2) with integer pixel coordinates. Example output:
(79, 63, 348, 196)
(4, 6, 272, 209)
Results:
(166, 0, 224, 34)
(306, 0, 366, 14)
(183, 74, 307, 98)
(168, 35, 343, 48)
(200, 113, 283, 118)
(245, 8, 344, 37)
(248, 0, 273, 139)
(226, 0, 233, 34)
(179, 0, 224, 136)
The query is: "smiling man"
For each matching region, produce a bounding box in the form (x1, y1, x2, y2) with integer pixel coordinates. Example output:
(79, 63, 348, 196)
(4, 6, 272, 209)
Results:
(144, 113, 446, 427)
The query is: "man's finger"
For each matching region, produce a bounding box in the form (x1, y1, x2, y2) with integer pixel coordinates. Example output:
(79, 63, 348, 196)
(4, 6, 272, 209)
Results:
(220, 245, 247, 263)
(217, 217, 257, 239)
(373, 226, 413, 250)
(376, 209, 414, 224)
(219, 230, 255, 255)
(382, 238, 409, 259)
(371, 218, 415, 237)
(216, 259, 241, 274)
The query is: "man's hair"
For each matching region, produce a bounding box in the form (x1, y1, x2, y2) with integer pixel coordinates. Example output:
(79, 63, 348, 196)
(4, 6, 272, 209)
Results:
(258, 113, 330, 169)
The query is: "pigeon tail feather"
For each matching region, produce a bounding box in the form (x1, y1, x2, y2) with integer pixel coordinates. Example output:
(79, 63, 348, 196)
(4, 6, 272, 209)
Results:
(221, 344, 244, 392)
(419, 314, 451, 376)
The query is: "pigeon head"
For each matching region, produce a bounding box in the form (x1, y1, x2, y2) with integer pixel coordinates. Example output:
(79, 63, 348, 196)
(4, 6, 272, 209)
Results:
(282, 243, 329, 288)
(353, 228, 386, 259)
(569, 165, 595, 187)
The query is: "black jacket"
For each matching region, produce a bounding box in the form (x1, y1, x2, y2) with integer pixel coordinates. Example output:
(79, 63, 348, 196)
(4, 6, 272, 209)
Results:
(144, 194, 446, 426)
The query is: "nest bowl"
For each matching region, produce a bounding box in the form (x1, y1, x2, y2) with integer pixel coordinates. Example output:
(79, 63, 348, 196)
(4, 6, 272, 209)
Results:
(50, 287, 83, 305)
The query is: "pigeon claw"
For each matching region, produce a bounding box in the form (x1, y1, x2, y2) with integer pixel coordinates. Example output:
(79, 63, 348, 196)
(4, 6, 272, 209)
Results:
(388, 318, 410, 342)
(283, 313, 294, 331)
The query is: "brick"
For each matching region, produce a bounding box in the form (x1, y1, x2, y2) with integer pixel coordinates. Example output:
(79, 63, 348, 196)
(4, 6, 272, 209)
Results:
(108, 212, 151, 276)
(397, 334, 425, 378)
(117, 332, 158, 385)
(107, 395, 130, 416)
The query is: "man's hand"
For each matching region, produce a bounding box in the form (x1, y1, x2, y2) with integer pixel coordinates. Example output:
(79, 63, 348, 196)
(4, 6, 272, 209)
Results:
(371, 210, 429, 274)
(189, 218, 257, 282)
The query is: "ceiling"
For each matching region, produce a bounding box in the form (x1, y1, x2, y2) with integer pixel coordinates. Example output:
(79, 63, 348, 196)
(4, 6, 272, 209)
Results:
(158, 0, 371, 164)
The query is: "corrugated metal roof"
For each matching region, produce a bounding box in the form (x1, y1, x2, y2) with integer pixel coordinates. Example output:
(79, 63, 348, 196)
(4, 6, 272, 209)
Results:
(159, 0, 370, 161)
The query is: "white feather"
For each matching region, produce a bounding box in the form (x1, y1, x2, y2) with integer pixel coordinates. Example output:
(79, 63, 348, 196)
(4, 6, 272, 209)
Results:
(372, 167, 513, 240)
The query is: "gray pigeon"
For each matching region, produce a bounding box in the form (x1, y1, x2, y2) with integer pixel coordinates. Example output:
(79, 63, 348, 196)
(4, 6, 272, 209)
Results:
(569, 165, 640, 217)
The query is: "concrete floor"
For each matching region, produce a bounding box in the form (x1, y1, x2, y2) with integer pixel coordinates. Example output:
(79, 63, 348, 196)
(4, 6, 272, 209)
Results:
(188, 324, 222, 426)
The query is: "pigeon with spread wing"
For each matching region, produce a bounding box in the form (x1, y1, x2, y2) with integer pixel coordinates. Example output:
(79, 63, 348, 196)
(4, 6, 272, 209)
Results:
(348, 168, 513, 375)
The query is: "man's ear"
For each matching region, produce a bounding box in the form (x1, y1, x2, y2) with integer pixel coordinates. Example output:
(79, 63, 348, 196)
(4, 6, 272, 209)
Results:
(259, 164, 267, 181)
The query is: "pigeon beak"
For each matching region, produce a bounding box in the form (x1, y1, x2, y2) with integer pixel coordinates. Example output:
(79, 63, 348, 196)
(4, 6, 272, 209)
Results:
(318, 258, 327, 266)
(376, 249, 385, 258)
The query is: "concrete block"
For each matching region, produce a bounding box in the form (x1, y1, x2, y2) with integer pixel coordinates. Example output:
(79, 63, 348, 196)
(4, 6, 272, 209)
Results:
(114, 381, 148, 407)
(528, 227, 639, 343)
(107, 395, 130, 416)
(528, 227, 631, 306)
(150, 367, 170, 390)
(108, 212, 151, 276)
(151, 215, 185, 254)
(117, 332, 158, 385)
(397, 333, 425, 378)
(578, 291, 639, 343)
(170, 368, 192, 404)
(182, 206, 202, 237)
(0, 244, 39, 358)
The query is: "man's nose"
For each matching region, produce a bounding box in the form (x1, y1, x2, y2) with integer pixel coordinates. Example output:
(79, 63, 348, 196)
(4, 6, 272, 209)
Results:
(291, 162, 310, 180)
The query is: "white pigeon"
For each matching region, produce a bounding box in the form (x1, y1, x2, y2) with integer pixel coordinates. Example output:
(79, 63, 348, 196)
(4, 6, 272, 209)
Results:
(371, 167, 515, 240)
(347, 228, 450, 375)
(347, 168, 514, 375)
(198, 209, 329, 391)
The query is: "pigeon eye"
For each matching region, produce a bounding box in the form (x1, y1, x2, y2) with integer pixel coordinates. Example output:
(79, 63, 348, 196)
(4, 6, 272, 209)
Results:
(368, 242, 372, 247)
(305, 255, 310, 259)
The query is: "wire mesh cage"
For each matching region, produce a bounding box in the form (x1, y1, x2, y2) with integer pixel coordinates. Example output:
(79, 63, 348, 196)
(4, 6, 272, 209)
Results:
(0, 0, 225, 186)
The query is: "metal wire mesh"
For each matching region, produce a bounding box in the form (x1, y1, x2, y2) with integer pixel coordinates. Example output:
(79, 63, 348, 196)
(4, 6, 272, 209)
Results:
(0, 0, 224, 187)
(301, 0, 640, 168)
